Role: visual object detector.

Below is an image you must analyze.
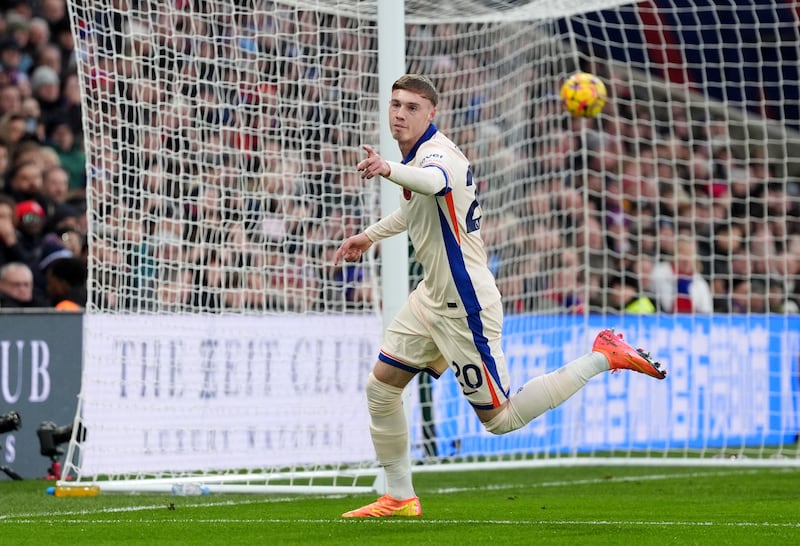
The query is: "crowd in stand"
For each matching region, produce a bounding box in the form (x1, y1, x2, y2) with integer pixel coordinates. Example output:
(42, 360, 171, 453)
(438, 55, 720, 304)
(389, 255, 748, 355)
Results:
(0, 0, 87, 311)
(0, 1, 797, 315)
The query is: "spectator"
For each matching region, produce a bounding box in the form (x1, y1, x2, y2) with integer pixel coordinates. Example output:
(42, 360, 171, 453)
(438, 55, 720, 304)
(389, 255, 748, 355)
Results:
(708, 222, 745, 312)
(0, 112, 28, 153)
(0, 37, 28, 86)
(63, 193, 87, 234)
(45, 202, 80, 233)
(607, 272, 657, 314)
(44, 117, 84, 190)
(13, 198, 47, 268)
(20, 95, 44, 142)
(0, 139, 9, 181)
(0, 194, 25, 267)
(320, 243, 372, 311)
(730, 277, 768, 314)
(5, 160, 50, 212)
(45, 255, 86, 310)
(767, 277, 799, 314)
(11, 138, 40, 164)
(30, 64, 62, 128)
(49, 18, 76, 75)
(0, 82, 21, 116)
(37, 223, 73, 296)
(59, 71, 82, 136)
(0, 4, 790, 320)
(55, 226, 84, 258)
(154, 266, 193, 312)
(39, 0, 68, 32)
(649, 237, 714, 313)
(543, 247, 587, 314)
(5, 10, 32, 71)
(26, 17, 51, 55)
(0, 260, 46, 307)
(37, 145, 61, 172)
(41, 164, 68, 205)
(35, 42, 62, 79)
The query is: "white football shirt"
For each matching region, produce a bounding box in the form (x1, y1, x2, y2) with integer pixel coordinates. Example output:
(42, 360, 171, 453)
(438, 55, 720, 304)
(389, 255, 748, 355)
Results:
(366, 124, 501, 317)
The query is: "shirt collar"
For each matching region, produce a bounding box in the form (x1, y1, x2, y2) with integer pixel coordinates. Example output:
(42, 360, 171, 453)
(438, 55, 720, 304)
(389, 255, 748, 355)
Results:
(402, 123, 438, 165)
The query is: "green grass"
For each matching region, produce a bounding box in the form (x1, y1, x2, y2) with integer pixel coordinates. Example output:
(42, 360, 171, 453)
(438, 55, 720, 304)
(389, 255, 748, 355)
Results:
(2, 466, 799, 545)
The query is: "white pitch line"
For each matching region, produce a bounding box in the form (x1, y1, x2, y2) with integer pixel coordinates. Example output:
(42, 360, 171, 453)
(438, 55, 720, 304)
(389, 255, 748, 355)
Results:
(0, 496, 314, 522)
(1, 469, 791, 525)
(3, 518, 800, 528)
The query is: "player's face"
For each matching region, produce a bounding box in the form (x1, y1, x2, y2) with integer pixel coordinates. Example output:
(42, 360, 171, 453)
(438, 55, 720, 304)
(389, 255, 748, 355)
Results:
(388, 89, 435, 153)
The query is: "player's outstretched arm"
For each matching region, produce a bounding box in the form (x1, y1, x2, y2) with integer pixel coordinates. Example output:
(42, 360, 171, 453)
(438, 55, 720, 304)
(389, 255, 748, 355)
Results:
(358, 145, 446, 195)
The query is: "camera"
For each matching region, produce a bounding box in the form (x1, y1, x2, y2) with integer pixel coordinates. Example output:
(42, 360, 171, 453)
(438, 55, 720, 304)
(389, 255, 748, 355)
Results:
(0, 411, 21, 434)
(0, 411, 22, 480)
(37, 421, 85, 458)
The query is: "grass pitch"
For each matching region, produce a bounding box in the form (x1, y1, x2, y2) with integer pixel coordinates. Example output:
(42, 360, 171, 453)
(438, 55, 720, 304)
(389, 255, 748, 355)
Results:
(2, 465, 799, 545)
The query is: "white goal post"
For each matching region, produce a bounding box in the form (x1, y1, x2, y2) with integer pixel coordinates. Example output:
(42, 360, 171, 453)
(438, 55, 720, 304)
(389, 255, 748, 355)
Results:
(58, 0, 800, 494)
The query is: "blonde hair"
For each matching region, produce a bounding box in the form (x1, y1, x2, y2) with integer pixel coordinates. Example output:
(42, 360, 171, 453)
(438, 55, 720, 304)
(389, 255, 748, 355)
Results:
(392, 74, 438, 106)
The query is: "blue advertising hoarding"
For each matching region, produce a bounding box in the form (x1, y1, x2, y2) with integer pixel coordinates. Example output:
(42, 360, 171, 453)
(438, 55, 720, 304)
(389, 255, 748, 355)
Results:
(417, 315, 800, 458)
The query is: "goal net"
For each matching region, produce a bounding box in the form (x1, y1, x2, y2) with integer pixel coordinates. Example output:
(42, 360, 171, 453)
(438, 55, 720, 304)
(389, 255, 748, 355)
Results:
(59, 0, 800, 494)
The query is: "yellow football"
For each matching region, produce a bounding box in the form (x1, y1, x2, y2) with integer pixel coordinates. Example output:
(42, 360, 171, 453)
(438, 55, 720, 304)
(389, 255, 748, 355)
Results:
(560, 72, 607, 118)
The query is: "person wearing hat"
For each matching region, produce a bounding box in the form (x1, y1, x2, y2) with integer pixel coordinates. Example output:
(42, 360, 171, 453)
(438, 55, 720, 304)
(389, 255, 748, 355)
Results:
(30, 64, 62, 127)
(13, 197, 47, 269)
(15, 199, 46, 236)
(38, 232, 73, 270)
(33, 231, 73, 303)
(46, 202, 81, 233)
(30, 64, 60, 97)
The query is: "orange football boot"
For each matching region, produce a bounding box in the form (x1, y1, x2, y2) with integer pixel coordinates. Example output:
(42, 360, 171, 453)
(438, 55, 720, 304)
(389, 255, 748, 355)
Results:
(593, 329, 667, 379)
(342, 494, 422, 518)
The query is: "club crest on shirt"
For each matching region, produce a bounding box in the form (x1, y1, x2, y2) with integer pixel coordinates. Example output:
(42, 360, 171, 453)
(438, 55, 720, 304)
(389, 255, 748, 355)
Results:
(403, 188, 412, 200)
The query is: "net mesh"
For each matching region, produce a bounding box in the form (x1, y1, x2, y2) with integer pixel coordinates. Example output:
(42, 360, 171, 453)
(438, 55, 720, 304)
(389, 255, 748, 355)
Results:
(60, 0, 800, 491)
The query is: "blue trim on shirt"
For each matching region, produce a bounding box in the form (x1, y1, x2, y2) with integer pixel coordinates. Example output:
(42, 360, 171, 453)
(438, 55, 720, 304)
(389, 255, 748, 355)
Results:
(402, 123, 438, 165)
(437, 207, 507, 404)
(438, 205, 481, 315)
(429, 165, 451, 196)
(466, 312, 507, 401)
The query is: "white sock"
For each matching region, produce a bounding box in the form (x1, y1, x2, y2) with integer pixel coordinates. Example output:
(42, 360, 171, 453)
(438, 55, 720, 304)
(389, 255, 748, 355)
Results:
(485, 352, 608, 434)
(366, 373, 416, 500)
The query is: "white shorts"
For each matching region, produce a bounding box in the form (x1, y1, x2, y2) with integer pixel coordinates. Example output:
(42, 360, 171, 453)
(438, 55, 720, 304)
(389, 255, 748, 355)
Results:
(378, 290, 510, 410)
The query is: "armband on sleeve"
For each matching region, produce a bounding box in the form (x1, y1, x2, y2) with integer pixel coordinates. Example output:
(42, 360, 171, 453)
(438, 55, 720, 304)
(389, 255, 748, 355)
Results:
(364, 208, 407, 242)
(385, 161, 447, 195)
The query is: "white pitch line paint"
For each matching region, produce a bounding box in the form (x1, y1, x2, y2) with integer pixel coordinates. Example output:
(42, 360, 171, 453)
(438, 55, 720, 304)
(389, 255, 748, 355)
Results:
(1, 469, 793, 526)
(3, 518, 800, 528)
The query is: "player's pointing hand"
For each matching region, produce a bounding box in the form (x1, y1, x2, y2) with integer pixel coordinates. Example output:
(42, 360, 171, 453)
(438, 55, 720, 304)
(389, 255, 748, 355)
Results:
(357, 145, 391, 179)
